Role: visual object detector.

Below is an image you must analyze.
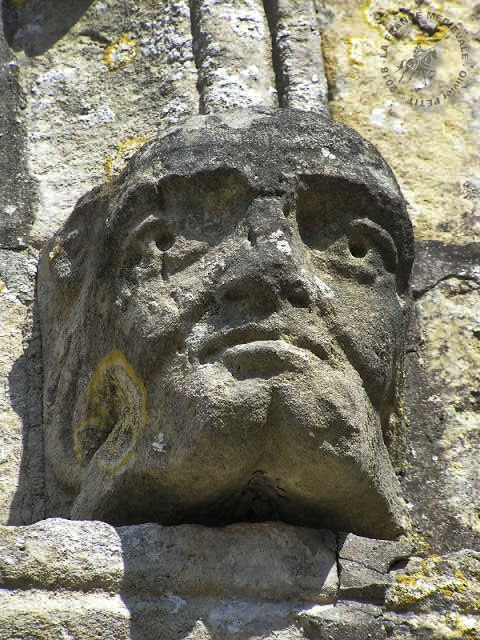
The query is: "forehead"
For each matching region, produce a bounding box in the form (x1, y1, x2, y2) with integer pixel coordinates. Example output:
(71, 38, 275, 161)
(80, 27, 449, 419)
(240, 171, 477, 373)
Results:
(107, 110, 413, 286)
(130, 110, 402, 200)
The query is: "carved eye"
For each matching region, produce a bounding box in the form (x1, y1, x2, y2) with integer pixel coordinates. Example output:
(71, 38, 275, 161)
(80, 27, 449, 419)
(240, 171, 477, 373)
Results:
(123, 217, 175, 253)
(348, 219, 398, 273)
(155, 228, 175, 252)
(119, 216, 176, 276)
(348, 241, 368, 259)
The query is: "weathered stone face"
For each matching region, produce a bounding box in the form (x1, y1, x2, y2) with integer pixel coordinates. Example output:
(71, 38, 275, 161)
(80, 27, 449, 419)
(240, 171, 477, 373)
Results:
(38, 109, 413, 538)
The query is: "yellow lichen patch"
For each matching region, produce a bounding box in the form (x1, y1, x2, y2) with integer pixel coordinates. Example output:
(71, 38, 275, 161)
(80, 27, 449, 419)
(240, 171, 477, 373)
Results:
(9, 0, 30, 6)
(48, 244, 61, 261)
(393, 573, 438, 605)
(387, 554, 480, 614)
(454, 614, 479, 640)
(464, 599, 480, 615)
(73, 350, 147, 474)
(103, 34, 138, 71)
(361, 0, 383, 32)
(104, 136, 150, 180)
(408, 530, 433, 556)
(361, 1, 417, 39)
(0, 278, 4, 294)
(344, 36, 376, 67)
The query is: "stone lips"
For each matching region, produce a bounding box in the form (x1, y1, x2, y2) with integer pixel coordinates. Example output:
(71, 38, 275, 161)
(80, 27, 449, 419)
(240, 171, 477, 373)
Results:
(38, 108, 414, 538)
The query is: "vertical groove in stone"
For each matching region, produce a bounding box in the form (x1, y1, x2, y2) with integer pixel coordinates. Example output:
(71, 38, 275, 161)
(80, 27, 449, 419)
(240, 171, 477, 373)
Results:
(189, 0, 277, 113)
(262, 0, 286, 107)
(0, 10, 36, 248)
(263, 0, 330, 114)
(188, 0, 204, 114)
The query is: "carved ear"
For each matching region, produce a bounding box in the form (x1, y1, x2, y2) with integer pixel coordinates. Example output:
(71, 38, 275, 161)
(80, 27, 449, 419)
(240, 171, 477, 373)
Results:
(73, 351, 147, 473)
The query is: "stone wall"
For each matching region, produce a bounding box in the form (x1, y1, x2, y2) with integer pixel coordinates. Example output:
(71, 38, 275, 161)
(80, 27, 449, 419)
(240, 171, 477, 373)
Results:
(0, 0, 479, 638)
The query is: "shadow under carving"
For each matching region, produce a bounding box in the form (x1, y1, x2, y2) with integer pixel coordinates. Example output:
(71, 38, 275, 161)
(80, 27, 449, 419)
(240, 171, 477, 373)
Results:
(2, 0, 96, 56)
(7, 297, 44, 525)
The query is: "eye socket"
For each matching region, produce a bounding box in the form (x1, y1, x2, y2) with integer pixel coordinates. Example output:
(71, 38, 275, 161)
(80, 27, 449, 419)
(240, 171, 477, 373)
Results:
(119, 216, 176, 277)
(122, 216, 176, 253)
(155, 229, 175, 252)
(348, 219, 398, 273)
(348, 242, 368, 258)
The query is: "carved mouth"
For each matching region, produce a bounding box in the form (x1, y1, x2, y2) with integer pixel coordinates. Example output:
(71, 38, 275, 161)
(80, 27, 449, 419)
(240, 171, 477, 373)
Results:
(197, 326, 330, 376)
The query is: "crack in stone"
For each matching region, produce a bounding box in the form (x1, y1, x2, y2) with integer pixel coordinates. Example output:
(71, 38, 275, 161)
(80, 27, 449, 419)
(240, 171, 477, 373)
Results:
(335, 531, 341, 602)
(262, 0, 285, 107)
(413, 274, 480, 299)
(338, 555, 388, 577)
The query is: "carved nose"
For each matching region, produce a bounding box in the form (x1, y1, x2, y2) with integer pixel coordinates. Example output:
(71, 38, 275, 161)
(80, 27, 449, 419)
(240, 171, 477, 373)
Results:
(218, 251, 312, 314)
(217, 196, 313, 314)
(220, 276, 280, 315)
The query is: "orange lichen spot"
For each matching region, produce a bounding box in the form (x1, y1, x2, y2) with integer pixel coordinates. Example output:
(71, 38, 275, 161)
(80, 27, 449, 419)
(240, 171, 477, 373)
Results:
(104, 136, 150, 179)
(103, 34, 138, 71)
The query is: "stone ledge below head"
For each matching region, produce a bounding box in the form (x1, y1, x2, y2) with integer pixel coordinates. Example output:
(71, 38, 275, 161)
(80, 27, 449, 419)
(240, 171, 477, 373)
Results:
(7, 519, 472, 639)
(0, 518, 338, 601)
(0, 591, 386, 640)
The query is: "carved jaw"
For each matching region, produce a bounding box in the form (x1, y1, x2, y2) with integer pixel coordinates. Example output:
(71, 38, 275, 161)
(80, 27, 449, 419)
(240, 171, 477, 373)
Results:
(70, 341, 407, 540)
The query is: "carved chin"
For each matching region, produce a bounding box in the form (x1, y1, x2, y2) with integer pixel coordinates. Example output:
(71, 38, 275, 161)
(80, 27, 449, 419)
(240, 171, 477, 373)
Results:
(70, 349, 406, 539)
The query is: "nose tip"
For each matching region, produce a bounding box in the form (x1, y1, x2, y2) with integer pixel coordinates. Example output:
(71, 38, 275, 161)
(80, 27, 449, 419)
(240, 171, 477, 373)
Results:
(280, 275, 311, 308)
(217, 196, 313, 314)
(218, 258, 312, 315)
(220, 276, 279, 315)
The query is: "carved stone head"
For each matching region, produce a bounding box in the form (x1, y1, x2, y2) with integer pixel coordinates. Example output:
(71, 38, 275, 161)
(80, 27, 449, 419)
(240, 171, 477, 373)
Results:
(38, 109, 414, 538)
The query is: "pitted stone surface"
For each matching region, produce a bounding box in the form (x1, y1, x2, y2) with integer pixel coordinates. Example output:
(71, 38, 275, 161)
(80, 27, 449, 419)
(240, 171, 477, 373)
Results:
(191, 0, 277, 112)
(4, 0, 199, 246)
(339, 532, 413, 573)
(337, 534, 413, 604)
(298, 603, 387, 640)
(0, 518, 124, 591)
(0, 519, 337, 599)
(38, 109, 413, 538)
(0, 22, 35, 248)
(0, 518, 339, 640)
(265, 0, 329, 112)
(0, 520, 478, 640)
